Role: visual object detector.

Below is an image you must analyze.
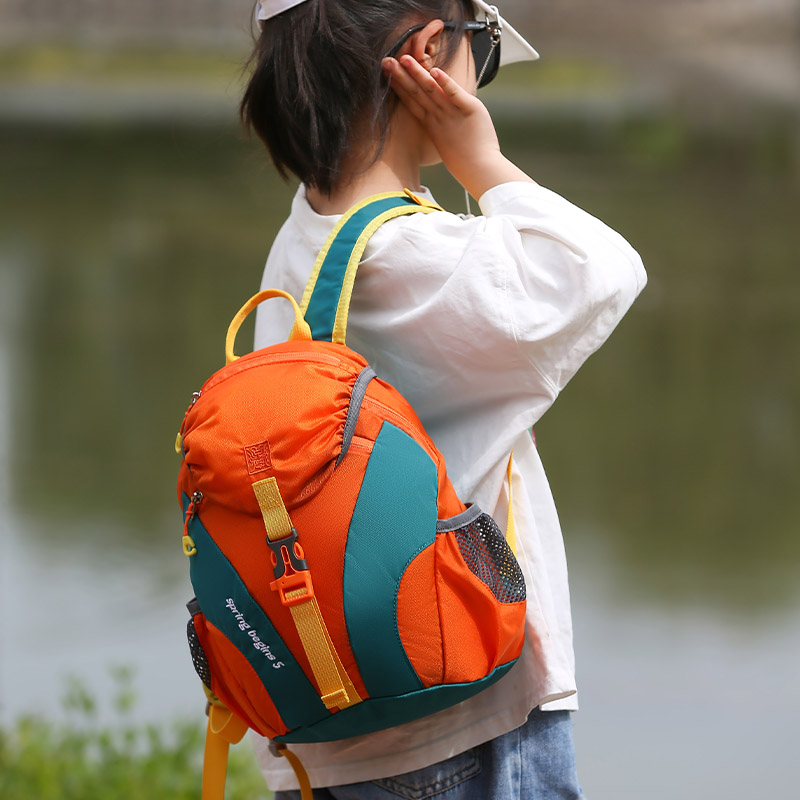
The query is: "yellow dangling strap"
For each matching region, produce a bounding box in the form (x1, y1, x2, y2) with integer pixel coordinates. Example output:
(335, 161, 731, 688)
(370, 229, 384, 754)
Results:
(272, 743, 313, 800)
(201, 702, 248, 800)
(505, 453, 517, 556)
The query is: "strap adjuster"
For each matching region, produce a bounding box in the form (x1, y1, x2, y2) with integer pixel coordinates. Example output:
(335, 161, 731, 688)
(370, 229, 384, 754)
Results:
(252, 478, 362, 713)
(267, 528, 314, 606)
(271, 572, 315, 607)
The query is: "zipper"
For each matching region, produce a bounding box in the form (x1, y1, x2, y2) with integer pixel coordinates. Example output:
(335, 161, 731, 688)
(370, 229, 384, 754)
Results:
(177, 352, 348, 453)
(201, 351, 343, 395)
(175, 391, 202, 455)
(182, 491, 203, 557)
(361, 396, 438, 465)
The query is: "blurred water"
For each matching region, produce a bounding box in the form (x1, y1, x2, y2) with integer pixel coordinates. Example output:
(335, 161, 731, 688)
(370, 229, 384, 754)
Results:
(570, 537, 800, 799)
(1, 119, 798, 798)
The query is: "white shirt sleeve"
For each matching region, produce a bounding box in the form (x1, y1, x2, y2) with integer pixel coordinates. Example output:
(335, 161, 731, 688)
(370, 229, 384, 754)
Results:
(476, 181, 647, 394)
(254, 181, 646, 487)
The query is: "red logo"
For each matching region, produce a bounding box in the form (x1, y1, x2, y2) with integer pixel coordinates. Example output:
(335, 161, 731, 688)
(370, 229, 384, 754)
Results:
(244, 441, 273, 475)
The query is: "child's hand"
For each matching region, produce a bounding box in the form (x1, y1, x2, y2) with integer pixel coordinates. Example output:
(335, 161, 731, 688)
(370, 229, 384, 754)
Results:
(382, 55, 533, 199)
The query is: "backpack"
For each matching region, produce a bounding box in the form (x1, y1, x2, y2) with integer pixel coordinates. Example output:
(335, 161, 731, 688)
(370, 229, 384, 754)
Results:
(176, 191, 527, 798)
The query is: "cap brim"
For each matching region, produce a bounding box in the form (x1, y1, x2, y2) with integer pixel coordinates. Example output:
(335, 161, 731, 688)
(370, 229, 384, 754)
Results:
(471, 0, 540, 65)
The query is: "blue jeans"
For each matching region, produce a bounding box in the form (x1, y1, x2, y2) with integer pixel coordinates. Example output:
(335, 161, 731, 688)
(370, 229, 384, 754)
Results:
(274, 709, 585, 799)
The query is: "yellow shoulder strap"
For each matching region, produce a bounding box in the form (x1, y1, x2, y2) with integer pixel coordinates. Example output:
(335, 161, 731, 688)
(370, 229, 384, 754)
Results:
(330, 203, 436, 344)
(506, 452, 517, 556)
(300, 191, 441, 345)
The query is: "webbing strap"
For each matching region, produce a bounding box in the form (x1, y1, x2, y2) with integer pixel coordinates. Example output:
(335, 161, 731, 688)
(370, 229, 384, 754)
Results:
(253, 478, 293, 545)
(505, 453, 517, 556)
(301, 191, 441, 344)
(251, 478, 361, 712)
(201, 699, 313, 800)
(201, 703, 248, 800)
(273, 744, 313, 800)
(286, 591, 361, 710)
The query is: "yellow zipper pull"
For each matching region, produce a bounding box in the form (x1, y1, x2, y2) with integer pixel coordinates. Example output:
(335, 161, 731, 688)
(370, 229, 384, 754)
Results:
(175, 391, 202, 454)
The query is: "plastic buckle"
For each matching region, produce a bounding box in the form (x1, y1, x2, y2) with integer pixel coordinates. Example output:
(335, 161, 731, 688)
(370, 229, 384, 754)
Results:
(270, 570, 315, 607)
(267, 528, 308, 578)
(267, 528, 314, 607)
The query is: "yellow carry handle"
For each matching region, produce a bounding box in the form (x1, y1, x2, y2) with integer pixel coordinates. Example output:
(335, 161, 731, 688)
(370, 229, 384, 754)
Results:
(225, 289, 312, 365)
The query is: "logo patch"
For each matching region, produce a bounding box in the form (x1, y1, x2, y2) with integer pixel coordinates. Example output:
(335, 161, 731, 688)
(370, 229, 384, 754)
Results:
(245, 440, 273, 475)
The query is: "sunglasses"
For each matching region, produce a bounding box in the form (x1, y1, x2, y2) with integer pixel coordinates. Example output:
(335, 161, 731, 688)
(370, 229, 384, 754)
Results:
(385, 19, 502, 89)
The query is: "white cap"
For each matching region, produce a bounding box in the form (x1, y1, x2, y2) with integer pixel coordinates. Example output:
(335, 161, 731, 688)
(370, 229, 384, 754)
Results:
(255, 1, 540, 63)
(255, 0, 307, 22)
(470, 1, 539, 65)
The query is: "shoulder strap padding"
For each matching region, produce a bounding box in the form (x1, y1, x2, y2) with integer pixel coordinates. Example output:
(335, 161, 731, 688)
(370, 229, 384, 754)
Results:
(301, 192, 440, 344)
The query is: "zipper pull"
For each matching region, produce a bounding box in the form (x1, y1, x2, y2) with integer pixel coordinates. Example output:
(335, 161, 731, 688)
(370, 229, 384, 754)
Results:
(182, 491, 203, 557)
(175, 391, 202, 454)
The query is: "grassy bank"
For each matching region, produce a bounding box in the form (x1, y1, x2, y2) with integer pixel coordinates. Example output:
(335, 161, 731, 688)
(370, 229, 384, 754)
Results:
(0, 670, 270, 800)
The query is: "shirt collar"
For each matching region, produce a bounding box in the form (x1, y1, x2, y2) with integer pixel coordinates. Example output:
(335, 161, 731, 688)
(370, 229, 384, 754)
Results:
(292, 184, 439, 247)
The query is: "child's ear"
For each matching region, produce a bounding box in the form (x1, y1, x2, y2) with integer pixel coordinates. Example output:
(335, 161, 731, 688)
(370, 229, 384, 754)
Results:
(409, 20, 445, 70)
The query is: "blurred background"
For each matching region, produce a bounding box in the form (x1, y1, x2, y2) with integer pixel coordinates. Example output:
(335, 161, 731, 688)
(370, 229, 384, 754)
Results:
(1, 0, 798, 797)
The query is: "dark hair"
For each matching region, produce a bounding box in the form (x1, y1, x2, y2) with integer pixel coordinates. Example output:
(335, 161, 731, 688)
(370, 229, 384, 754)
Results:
(240, 0, 469, 195)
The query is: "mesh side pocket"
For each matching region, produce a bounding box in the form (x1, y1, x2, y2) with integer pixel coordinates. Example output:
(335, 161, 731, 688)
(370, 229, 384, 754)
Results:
(187, 617, 212, 690)
(452, 513, 526, 604)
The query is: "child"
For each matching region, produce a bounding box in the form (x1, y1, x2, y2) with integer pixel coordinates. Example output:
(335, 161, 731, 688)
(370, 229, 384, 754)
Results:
(243, 1, 646, 797)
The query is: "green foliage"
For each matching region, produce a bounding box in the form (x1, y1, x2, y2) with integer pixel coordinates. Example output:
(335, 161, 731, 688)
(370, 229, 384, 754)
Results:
(0, 670, 271, 800)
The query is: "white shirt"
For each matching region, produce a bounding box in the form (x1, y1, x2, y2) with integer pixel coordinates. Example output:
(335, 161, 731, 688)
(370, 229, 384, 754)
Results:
(252, 181, 647, 790)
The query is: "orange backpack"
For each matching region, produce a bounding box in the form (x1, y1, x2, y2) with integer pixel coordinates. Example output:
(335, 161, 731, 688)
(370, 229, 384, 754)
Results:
(176, 192, 526, 798)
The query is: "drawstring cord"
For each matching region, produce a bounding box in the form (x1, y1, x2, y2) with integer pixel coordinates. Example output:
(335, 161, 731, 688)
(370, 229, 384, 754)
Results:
(475, 29, 501, 89)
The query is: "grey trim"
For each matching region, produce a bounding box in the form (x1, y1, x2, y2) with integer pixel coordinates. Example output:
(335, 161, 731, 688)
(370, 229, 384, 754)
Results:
(337, 366, 376, 466)
(436, 503, 484, 533)
(186, 596, 201, 616)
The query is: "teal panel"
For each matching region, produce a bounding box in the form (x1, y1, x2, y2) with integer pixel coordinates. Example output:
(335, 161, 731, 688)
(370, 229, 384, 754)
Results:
(305, 195, 416, 341)
(183, 496, 327, 731)
(277, 660, 518, 743)
(343, 422, 437, 698)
